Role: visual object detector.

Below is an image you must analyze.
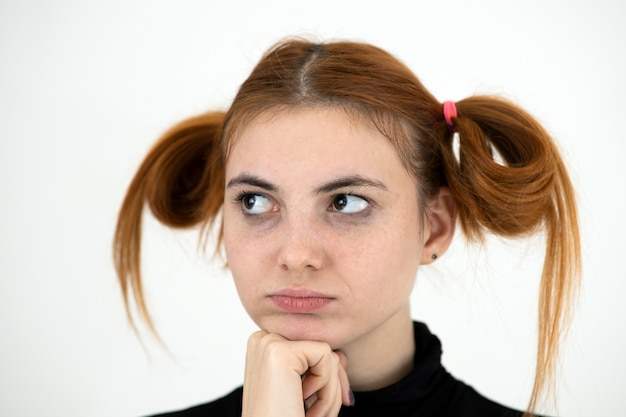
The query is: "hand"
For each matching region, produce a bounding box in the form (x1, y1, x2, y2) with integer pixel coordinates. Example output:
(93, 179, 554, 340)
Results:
(242, 330, 353, 417)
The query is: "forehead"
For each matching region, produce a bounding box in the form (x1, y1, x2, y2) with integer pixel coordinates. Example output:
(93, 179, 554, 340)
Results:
(225, 107, 407, 177)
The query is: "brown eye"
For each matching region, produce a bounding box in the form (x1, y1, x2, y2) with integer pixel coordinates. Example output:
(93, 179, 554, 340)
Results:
(240, 194, 273, 214)
(243, 195, 257, 210)
(333, 194, 348, 211)
(331, 194, 369, 213)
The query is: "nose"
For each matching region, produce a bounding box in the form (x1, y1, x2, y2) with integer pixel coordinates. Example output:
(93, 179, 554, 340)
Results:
(277, 217, 326, 272)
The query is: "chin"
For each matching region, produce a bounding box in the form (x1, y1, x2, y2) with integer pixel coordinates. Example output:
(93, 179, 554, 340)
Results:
(261, 315, 342, 347)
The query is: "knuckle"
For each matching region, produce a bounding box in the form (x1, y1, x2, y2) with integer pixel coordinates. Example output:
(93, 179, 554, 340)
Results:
(247, 330, 276, 354)
(246, 330, 265, 348)
(257, 334, 291, 361)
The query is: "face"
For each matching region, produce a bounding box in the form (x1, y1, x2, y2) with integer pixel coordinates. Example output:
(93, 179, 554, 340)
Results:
(223, 107, 429, 350)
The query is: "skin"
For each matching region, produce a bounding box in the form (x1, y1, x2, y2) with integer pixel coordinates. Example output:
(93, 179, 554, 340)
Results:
(222, 107, 456, 417)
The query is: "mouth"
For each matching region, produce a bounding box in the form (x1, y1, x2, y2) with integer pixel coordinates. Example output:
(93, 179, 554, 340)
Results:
(268, 288, 335, 313)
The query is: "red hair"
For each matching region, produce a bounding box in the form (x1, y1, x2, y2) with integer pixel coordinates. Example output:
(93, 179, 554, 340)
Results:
(114, 39, 580, 415)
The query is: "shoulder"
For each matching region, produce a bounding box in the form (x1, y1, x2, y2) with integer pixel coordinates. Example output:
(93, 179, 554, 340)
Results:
(146, 387, 243, 417)
(448, 383, 523, 417)
(411, 322, 536, 417)
(439, 379, 553, 417)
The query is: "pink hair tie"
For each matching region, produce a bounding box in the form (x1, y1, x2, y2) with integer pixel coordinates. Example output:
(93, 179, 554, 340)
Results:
(442, 101, 457, 132)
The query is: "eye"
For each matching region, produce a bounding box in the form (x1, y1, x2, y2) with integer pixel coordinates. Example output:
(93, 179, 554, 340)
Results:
(240, 193, 274, 215)
(331, 194, 369, 214)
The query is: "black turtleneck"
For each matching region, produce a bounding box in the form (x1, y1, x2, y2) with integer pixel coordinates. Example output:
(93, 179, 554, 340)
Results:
(149, 322, 529, 417)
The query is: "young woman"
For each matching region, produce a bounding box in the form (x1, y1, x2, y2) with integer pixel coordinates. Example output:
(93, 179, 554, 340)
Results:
(114, 39, 580, 417)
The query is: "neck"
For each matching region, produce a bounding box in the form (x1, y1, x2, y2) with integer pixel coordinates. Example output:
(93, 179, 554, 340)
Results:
(342, 305, 415, 391)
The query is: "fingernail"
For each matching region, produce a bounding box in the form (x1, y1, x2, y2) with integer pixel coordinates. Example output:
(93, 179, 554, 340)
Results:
(349, 389, 355, 406)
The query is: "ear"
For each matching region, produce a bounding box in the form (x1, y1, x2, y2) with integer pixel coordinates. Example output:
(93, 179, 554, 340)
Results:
(420, 187, 457, 264)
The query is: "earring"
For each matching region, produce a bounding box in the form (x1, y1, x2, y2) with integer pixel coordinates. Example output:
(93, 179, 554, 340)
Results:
(431, 254, 438, 260)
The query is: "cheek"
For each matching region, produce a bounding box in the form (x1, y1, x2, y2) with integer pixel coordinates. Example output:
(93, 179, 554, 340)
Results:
(335, 217, 422, 287)
(223, 237, 258, 316)
(223, 221, 252, 287)
(224, 235, 254, 277)
(223, 209, 257, 271)
(223, 228, 274, 296)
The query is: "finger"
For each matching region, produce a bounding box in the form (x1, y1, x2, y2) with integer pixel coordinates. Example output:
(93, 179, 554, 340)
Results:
(335, 350, 348, 370)
(334, 351, 353, 406)
(302, 351, 343, 417)
(304, 392, 316, 410)
(300, 346, 339, 398)
(304, 371, 342, 417)
(245, 330, 270, 356)
(244, 330, 270, 385)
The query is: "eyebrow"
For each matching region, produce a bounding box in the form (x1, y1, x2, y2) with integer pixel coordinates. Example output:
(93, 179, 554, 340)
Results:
(226, 173, 388, 194)
(314, 175, 388, 194)
(226, 173, 278, 192)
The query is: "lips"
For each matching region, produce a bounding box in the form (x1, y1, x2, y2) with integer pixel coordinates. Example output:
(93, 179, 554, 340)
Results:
(268, 288, 335, 313)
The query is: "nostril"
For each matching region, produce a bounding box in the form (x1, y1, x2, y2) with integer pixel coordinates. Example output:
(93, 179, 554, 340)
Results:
(279, 262, 321, 272)
(277, 243, 324, 272)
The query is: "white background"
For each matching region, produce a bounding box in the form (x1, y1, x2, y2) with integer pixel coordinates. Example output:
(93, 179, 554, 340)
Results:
(1, 1, 624, 416)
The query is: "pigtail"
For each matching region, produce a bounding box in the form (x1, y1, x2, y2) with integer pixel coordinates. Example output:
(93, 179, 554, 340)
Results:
(440, 96, 581, 414)
(113, 111, 225, 333)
